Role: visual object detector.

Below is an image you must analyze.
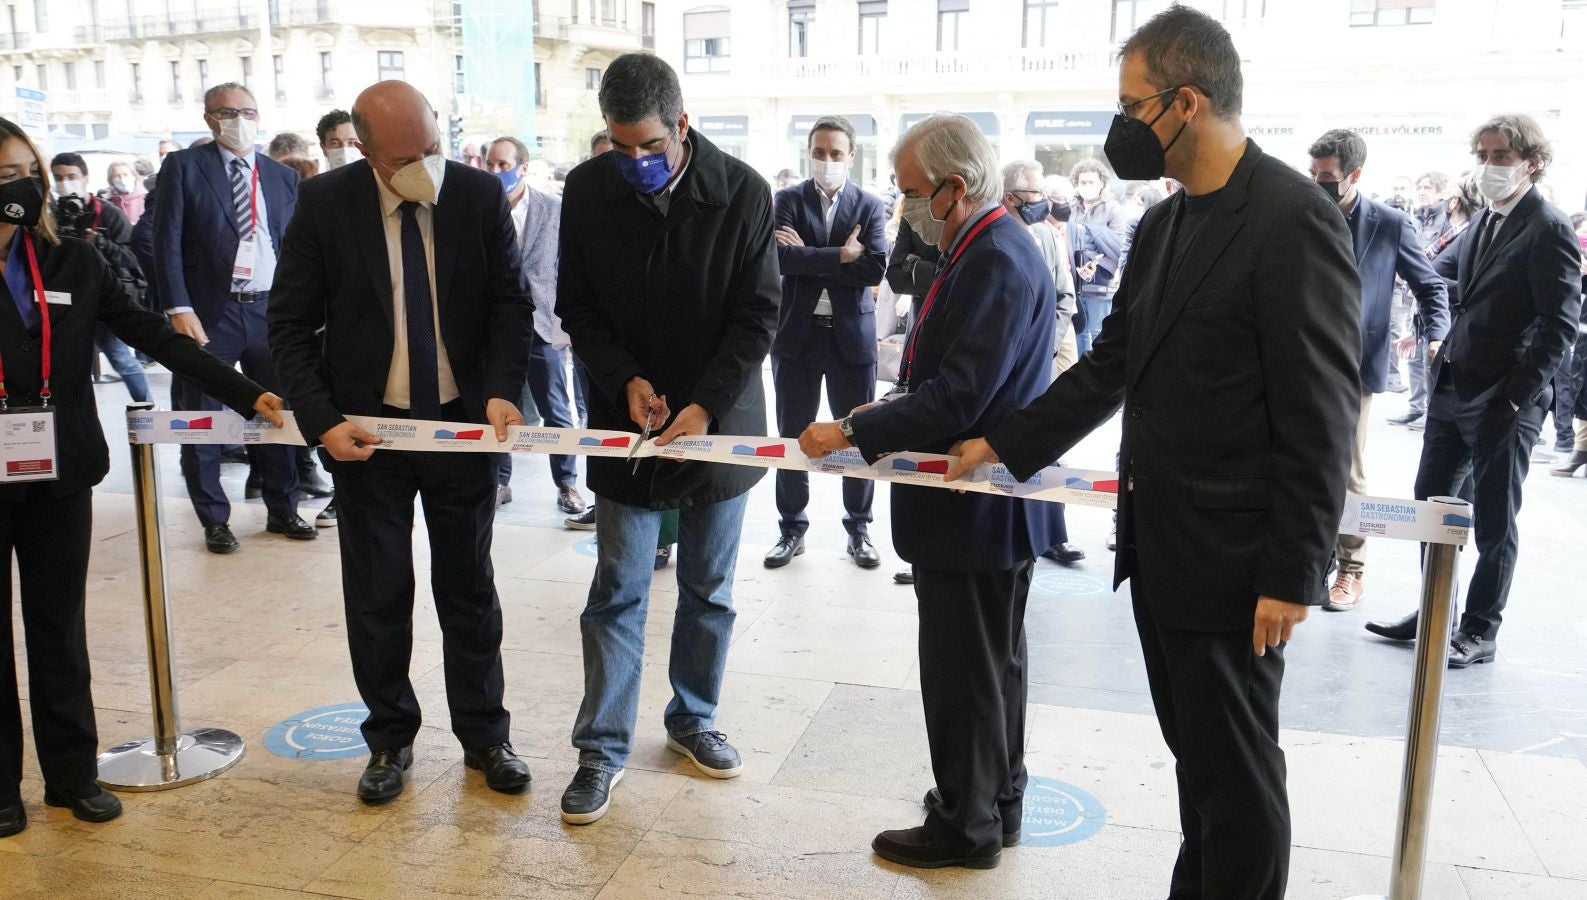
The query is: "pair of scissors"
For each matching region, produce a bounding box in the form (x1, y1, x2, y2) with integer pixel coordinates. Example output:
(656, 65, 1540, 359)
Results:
(629, 396, 658, 475)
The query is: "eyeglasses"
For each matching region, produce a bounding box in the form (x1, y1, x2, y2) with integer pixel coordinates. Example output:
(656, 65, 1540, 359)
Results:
(1117, 84, 1210, 120)
(206, 107, 259, 121)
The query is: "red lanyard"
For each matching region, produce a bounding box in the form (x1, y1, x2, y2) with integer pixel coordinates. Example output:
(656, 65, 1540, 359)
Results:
(899, 205, 1007, 385)
(0, 232, 53, 408)
(89, 196, 103, 231)
(246, 160, 259, 232)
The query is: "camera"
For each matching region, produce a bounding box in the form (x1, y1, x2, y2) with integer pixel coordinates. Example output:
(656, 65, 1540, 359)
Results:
(53, 195, 89, 239)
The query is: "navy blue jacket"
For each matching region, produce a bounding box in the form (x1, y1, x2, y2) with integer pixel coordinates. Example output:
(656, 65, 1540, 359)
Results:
(1349, 196, 1448, 393)
(771, 179, 886, 366)
(850, 207, 1063, 572)
(152, 142, 298, 321)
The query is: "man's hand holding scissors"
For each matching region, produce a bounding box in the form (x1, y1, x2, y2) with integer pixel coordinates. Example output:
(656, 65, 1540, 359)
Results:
(625, 377, 670, 473)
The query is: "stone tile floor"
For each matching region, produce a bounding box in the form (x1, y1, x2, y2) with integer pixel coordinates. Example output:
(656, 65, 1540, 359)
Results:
(3, 369, 1585, 898)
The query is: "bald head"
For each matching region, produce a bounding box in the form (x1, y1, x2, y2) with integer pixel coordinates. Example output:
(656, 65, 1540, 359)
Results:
(351, 81, 442, 189)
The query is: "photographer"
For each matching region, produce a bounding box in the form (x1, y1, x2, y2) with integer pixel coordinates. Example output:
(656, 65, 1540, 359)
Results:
(49, 153, 150, 403)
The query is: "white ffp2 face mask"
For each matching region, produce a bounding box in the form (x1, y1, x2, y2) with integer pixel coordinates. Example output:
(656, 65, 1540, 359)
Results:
(387, 154, 447, 205)
(810, 158, 848, 192)
(55, 179, 85, 198)
(217, 117, 259, 155)
(325, 146, 362, 169)
(1475, 163, 1528, 203)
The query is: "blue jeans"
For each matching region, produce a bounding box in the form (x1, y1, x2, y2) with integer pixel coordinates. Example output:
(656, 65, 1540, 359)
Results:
(95, 325, 150, 403)
(1077, 295, 1111, 357)
(494, 332, 578, 488)
(571, 493, 749, 773)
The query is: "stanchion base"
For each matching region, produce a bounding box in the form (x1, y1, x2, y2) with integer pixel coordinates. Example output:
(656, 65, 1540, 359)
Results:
(96, 728, 245, 792)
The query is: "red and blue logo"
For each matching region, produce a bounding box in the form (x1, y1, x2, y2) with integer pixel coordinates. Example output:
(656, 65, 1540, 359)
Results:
(1064, 476, 1119, 492)
(892, 458, 950, 475)
(170, 416, 214, 430)
(578, 436, 632, 448)
(732, 444, 786, 458)
(434, 428, 485, 440)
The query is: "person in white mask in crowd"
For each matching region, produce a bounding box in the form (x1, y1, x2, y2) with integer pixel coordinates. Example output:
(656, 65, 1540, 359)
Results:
(100, 160, 146, 224)
(151, 82, 312, 554)
(317, 109, 360, 171)
(765, 115, 889, 571)
(268, 80, 532, 805)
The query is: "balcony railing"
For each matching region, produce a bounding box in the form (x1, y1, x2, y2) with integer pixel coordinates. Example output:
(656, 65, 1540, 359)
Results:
(0, 32, 31, 51)
(534, 13, 644, 50)
(104, 2, 337, 41)
(756, 48, 1115, 86)
(129, 89, 146, 105)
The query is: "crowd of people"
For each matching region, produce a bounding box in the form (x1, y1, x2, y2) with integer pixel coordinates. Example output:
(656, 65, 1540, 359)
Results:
(2, 5, 1584, 897)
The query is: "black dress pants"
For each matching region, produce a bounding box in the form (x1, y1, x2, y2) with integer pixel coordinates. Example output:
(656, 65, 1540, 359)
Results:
(914, 561, 1031, 855)
(1415, 377, 1548, 639)
(772, 326, 877, 538)
(0, 486, 98, 799)
(330, 412, 509, 751)
(1133, 592, 1289, 900)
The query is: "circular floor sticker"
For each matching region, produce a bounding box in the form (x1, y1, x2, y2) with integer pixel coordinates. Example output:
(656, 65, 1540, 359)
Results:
(1021, 776, 1107, 847)
(1031, 570, 1110, 598)
(574, 537, 598, 558)
(264, 703, 371, 760)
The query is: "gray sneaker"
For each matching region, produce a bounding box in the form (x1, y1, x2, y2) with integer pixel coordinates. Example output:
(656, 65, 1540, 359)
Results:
(560, 766, 624, 825)
(667, 730, 743, 779)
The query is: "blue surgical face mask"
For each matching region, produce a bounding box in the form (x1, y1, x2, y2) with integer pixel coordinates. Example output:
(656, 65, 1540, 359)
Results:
(495, 167, 523, 194)
(613, 135, 676, 194)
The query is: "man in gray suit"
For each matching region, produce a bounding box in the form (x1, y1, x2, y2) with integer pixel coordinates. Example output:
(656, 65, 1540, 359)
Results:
(486, 136, 585, 513)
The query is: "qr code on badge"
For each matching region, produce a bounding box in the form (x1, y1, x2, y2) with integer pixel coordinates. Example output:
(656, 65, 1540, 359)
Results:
(32, 421, 45, 433)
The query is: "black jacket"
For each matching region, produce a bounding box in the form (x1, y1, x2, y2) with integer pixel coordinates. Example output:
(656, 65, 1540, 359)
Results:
(988, 141, 1362, 630)
(268, 160, 532, 444)
(56, 196, 145, 307)
(556, 130, 780, 509)
(0, 233, 264, 500)
(1429, 187, 1582, 408)
(885, 217, 940, 298)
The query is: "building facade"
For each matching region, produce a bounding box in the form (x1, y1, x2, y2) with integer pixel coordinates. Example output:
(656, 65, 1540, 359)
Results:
(652, 0, 1587, 205)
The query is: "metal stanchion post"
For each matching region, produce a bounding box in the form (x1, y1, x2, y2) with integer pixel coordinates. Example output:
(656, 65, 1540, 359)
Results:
(96, 402, 245, 791)
(1347, 495, 1469, 900)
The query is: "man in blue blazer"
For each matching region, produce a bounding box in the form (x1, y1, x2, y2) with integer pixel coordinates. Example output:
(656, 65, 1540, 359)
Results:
(1308, 129, 1449, 612)
(154, 82, 308, 553)
(800, 114, 1063, 870)
(767, 116, 888, 569)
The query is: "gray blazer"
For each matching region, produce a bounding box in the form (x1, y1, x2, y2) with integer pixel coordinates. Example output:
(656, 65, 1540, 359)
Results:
(518, 186, 567, 347)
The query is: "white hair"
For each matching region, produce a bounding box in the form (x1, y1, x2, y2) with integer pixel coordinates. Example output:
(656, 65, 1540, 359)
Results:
(891, 113, 1002, 205)
(1001, 159, 1044, 194)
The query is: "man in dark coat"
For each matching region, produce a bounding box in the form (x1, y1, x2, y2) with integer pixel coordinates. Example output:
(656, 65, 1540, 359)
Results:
(554, 53, 780, 826)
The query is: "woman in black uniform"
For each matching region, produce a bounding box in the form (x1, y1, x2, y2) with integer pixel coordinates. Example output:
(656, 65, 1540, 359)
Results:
(0, 117, 283, 837)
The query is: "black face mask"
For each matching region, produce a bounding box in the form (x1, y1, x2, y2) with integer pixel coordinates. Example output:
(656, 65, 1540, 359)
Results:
(1103, 91, 1189, 181)
(1048, 199, 1072, 222)
(1317, 179, 1344, 203)
(0, 177, 45, 227)
(1015, 197, 1051, 226)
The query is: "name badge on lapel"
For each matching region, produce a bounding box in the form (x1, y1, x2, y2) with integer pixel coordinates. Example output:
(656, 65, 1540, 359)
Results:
(233, 237, 258, 280)
(0, 407, 59, 482)
(43, 291, 71, 306)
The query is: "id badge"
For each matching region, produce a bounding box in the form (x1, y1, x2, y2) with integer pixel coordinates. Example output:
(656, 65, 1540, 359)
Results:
(232, 237, 257, 280)
(0, 406, 59, 482)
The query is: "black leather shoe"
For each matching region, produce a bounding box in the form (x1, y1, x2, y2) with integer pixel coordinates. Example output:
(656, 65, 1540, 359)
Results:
(764, 535, 805, 568)
(872, 825, 1000, 869)
(1365, 610, 1419, 642)
(266, 515, 318, 541)
(204, 523, 240, 554)
(316, 498, 338, 527)
(0, 799, 25, 837)
(43, 786, 122, 823)
(1448, 632, 1496, 668)
(298, 471, 335, 499)
(244, 471, 263, 500)
(924, 788, 1020, 847)
(356, 747, 413, 804)
(1040, 542, 1086, 567)
(847, 533, 881, 569)
(558, 486, 587, 515)
(463, 743, 531, 793)
(894, 568, 915, 585)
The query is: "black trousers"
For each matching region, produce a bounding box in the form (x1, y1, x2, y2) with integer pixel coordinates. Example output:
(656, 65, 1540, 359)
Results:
(0, 486, 98, 799)
(772, 326, 876, 538)
(915, 562, 1031, 855)
(1416, 376, 1549, 639)
(330, 416, 509, 751)
(1132, 592, 1289, 900)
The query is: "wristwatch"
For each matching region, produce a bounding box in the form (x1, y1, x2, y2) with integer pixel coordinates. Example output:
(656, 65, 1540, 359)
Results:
(838, 416, 855, 439)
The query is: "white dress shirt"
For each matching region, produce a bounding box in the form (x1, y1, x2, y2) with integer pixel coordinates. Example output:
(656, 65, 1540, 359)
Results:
(1486, 182, 1532, 242)
(375, 172, 460, 410)
(813, 181, 842, 316)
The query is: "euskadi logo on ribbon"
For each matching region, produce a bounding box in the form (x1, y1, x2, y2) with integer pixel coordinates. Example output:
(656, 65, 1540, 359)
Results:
(809, 447, 869, 475)
(170, 416, 214, 430)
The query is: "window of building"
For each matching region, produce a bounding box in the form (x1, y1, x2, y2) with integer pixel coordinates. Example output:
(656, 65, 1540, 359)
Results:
(1223, 0, 1267, 21)
(938, 0, 967, 51)
(534, 61, 546, 107)
(35, 63, 46, 91)
(241, 55, 253, 86)
(1022, 0, 1059, 48)
(377, 50, 405, 81)
(788, 0, 813, 58)
(858, 0, 885, 54)
(197, 58, 209, 92)
(94, 59, 105, 88)
(33, 2, 46, 32)
(319, 51, 333, 97)
(64, 61, 77, 91)
(642, 1, 656, 49)
(273, 54, 284, 99)
(683, 6, 731, 74)
(593, 0, 621, 26)
(585, 66, 602, 90)
(169, 60, 181, 103)
(130, 61, 142, 102)
(1349, 0, 1434, 26)
(454, 54, 465, 95)
(1112, 0, 1172, 41)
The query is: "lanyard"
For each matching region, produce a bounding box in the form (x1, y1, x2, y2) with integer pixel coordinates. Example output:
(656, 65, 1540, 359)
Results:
(0, 232, 53, 408)
(899, 205, 1007, 386)
(246, 159, 259, 233)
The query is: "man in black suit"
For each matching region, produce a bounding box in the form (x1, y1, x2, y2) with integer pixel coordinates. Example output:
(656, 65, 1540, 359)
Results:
(766, 115, 887, 570)
(269, 80, 533, 803)
(1366, 115, 1583, 667)
(951, 8, 1359, 896)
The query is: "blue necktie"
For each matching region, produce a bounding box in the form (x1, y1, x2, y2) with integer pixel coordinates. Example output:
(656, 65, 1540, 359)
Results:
(399, 201, 441, 419)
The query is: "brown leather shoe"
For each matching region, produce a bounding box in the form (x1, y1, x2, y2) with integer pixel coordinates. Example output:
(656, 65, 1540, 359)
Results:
(1325, 571, 1364, 612)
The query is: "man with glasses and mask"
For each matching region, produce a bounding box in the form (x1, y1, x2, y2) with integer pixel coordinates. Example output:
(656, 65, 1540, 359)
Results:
(270, 80, 532, 805)
(153, 82, 310, 554)
(554, 53, 778, 826)
(765, 115, 887, 571)
(949, 7, 1359, 896)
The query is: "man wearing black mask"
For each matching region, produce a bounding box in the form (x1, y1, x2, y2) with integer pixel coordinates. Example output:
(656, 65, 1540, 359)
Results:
(949, 7, 1359, 897)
